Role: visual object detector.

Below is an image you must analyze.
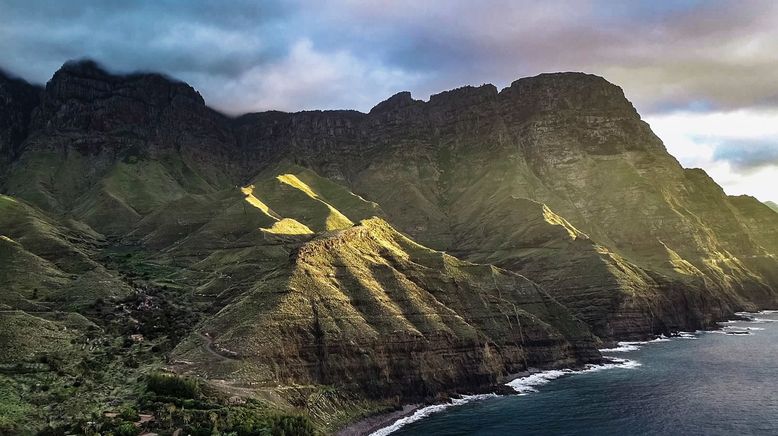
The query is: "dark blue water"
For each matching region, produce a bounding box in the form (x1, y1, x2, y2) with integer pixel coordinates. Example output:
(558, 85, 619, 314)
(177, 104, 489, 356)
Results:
(385, 312, 778, 436)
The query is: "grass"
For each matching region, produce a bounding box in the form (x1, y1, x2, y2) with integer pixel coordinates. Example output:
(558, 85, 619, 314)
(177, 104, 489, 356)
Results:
(0, 378, 32, 434)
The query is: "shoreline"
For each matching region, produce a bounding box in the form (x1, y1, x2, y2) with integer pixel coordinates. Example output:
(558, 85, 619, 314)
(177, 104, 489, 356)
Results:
(335, 357, 631, 436)
(347, 309, 777, 436)
(336, 404, 423, 436)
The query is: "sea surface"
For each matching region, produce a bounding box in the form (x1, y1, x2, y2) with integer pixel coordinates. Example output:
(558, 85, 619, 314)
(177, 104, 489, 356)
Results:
(377, 311, 778, 436)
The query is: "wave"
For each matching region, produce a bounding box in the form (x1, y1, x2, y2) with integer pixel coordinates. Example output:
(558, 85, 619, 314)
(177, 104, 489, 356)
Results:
(751, 319, 774, 324)
(372, 314, 774, 435)
(506, 358, 641, 395)
(735, 312, 778, 321)
(599, 335, 675, 353)
(600, 343, 641, 352)
(722, 325, 764, 331)
(369, 393, 499, 436)
(371, 358, 640, 435)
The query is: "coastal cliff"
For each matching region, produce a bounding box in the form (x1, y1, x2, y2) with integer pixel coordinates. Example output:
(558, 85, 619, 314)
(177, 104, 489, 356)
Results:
(1, 61, 776, 433)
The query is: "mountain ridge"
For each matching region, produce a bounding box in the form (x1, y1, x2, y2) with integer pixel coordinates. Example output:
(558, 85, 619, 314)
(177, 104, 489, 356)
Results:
(4, 58, 776, 339)
(1, 60, 776, 434)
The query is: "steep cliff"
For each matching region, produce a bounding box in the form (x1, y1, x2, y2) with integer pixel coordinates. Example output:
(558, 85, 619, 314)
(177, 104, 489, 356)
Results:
(1, 61, 777, 433)
(232, 73, 778, 337)
(0, 69, 41, 178)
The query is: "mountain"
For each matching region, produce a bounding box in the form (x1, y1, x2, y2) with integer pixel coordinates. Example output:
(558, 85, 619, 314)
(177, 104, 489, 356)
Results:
(0, 60, 776, 434)
(766, 201, 778, 213)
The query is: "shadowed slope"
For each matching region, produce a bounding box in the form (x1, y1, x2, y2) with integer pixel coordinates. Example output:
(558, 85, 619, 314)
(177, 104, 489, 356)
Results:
(0, 194, 129, 307)
(233, 73, 778, 338)
(172, 218, 599, 402)
(2, 62, 778, 433)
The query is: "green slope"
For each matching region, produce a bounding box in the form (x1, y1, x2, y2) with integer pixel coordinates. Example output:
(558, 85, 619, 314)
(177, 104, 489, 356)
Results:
(171, 217, 597, 428)
(1, 63, 777, 434)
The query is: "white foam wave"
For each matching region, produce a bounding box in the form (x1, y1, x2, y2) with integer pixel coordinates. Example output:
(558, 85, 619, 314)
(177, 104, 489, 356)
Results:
(506, 358, 640, 394)
(599, 335, 679, 352)
(734, 311, 778, 321)
(372, 358, 641, 435)
(722, 325, 764, 331)
(751, 318, 777, 323)
(707, 330, 727, 334)
(369, 393, 499, 436)
(372, 314, 776, 435)
(506, 369, 571, 394)
(600, 343, 641, 352)
(588, 357, 642, 371)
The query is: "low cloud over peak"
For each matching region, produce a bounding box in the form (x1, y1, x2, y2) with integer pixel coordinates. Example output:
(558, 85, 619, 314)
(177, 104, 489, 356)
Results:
(2, 0, 777, 201)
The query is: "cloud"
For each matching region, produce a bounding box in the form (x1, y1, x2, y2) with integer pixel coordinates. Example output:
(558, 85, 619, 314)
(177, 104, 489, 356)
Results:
(712, 139, 778, 172)
(4, 0, 778, 115)
(0, 0, 293, 83)
(646, 110, 778, 202)
(2, 0, 777, 201)
(195, 39, 425, 113)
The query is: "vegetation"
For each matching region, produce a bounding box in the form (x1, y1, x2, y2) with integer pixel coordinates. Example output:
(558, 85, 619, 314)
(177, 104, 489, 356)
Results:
(2, 63, 778, 434)
(146, 372, 201, 399)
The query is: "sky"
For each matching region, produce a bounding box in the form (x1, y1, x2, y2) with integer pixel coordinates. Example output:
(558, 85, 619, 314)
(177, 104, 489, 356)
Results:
(1, 0, 777, 203)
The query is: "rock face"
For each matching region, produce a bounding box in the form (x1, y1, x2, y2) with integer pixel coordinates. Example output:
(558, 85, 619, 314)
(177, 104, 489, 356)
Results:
(1, 61, 777, 430)
(232, 73, 778, 338)
(172, 217, 599, 401)
(0, 69, 40, 176)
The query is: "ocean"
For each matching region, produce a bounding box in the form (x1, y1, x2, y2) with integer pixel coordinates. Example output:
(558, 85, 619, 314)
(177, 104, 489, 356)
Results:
(376, 311, 778, 436)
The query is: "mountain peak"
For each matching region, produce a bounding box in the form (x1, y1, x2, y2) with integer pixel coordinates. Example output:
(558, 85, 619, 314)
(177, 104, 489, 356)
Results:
(501, 72, 638, 116)
(428, 84, 498, 107)
(57, 59, 110, 78)
(47, 59, 204, 107)
(369, 91, 421, 114)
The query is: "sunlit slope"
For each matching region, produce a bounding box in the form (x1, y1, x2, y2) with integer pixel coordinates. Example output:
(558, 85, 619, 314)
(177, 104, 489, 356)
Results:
(436, 163, 762, 337)
(131, 164, 383, 260)
(126, 166, 388, 308)
(254, 75, 778, 337)
(172, 217, 599, 400)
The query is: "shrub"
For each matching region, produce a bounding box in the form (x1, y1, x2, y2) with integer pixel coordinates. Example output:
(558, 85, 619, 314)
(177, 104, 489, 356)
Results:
(119, 406, 140, 422)
(227, 410, 317, 436)
(35, 424, 67, 435)
(267, 415, 317, 436)
(112, 422, 140, 436)
(147, 372, 201, 399)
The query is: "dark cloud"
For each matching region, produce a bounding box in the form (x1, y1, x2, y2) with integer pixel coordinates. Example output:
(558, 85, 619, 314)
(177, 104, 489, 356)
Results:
(2, 0, 778, 115)
(0, 0, 293, 82)
(3, 0, 777, 201)
(713, 139, 778, 172)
